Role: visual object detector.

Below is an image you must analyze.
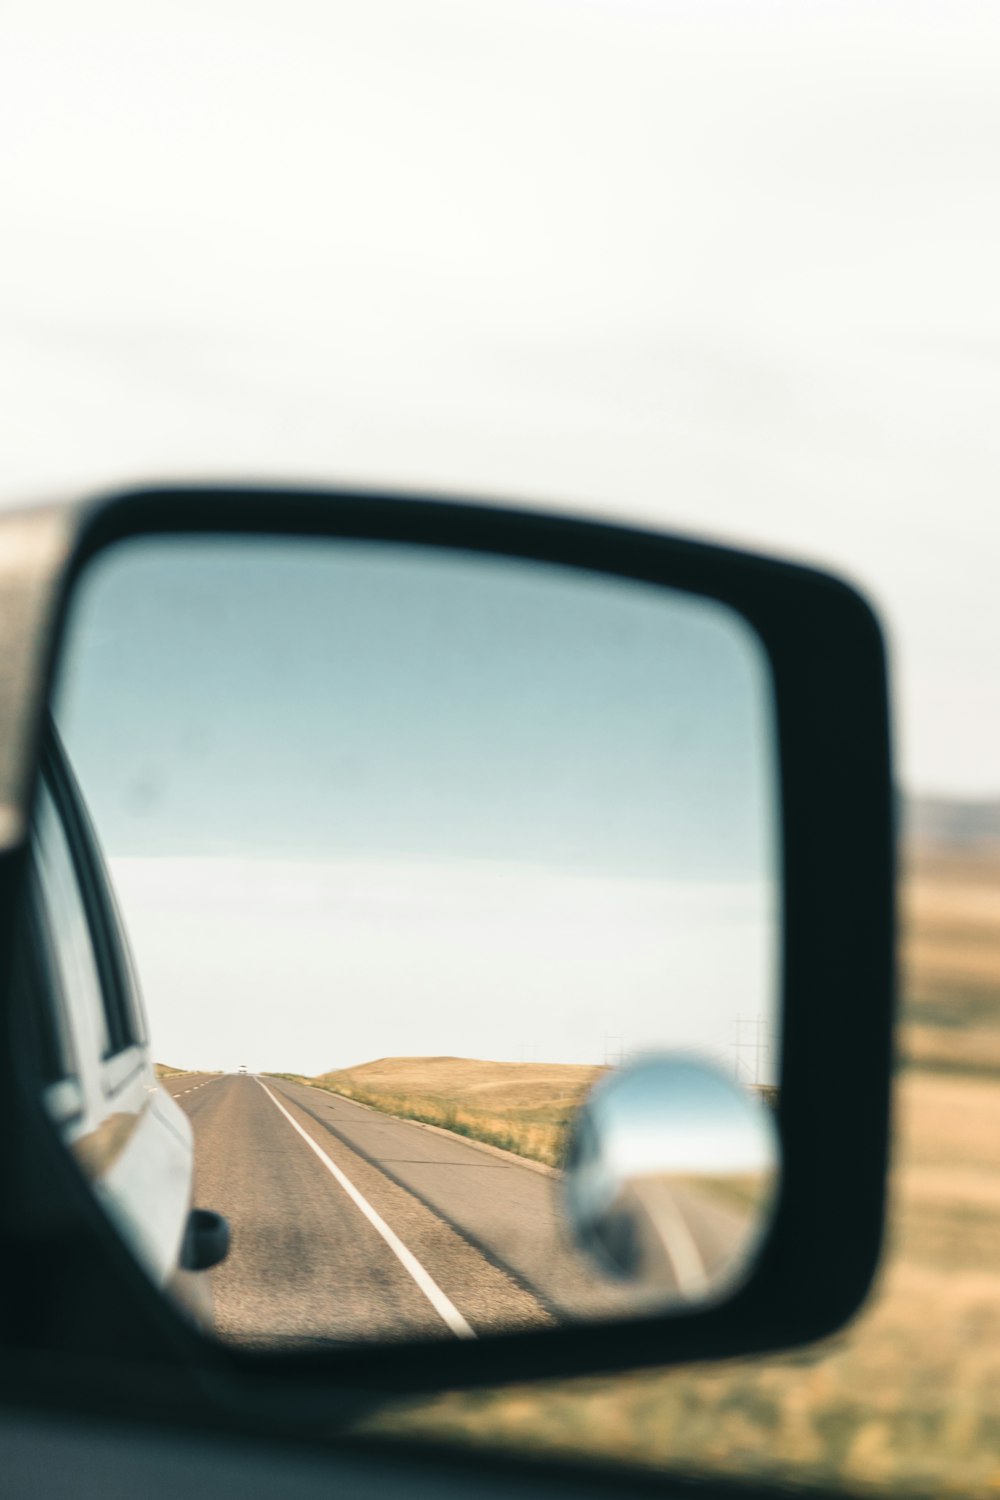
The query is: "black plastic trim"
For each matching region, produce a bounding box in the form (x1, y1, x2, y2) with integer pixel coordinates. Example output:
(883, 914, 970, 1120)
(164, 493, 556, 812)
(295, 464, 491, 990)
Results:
(0, 484, 895, 1422)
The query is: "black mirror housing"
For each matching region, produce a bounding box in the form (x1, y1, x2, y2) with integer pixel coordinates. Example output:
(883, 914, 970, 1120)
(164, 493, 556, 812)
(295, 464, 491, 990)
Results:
(0, 485, 895, 1419)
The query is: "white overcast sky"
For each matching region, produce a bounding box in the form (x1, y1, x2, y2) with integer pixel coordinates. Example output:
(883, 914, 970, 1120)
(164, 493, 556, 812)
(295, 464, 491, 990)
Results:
(3, 0, 1000, 797)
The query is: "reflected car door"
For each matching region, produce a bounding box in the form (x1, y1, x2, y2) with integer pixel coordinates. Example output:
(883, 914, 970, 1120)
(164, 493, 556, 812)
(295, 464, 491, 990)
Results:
(29, 737, 209, 1321)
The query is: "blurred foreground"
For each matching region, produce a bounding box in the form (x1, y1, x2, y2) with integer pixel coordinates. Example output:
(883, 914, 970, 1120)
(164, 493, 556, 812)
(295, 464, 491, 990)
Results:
(357, 832, 1000, 1498)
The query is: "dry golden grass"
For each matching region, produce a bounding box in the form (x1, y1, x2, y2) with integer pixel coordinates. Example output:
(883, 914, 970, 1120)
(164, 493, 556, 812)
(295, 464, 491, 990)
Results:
(309, 1060, 776, 1170)
(310, 1055, 602, 1168)
(903, 1022, 1000, 1075)
(355, 848, 1000, 1498)
(901, 847, 1000, 1026)
(358, 1071, 1000, 1498)
(153, 1063, 189, 1078)
(671, 1171, 776, 1216)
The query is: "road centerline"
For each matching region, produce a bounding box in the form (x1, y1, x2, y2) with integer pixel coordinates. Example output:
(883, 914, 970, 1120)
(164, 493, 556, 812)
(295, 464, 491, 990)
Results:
(254, 1079, 475, 1341)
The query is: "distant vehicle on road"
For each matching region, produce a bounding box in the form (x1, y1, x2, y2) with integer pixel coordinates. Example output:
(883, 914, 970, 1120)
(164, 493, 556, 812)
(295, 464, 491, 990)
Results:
(238, 1065, 248, 1074)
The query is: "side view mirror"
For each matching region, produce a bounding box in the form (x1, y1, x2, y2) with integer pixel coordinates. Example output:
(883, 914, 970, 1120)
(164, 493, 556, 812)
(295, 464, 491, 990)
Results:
(0, 486, 894, 1420)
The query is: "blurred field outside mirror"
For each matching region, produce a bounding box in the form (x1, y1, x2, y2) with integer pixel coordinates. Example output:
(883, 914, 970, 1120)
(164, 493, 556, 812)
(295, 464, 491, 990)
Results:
(564, 1055, 780, 1306)
(37, 534, 781, 1346)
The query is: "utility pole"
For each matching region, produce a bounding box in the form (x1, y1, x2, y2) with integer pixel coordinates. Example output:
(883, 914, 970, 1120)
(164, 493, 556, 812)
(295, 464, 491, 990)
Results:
(602, 1033, 625, 1068)
(732, 1014, 767, 1085)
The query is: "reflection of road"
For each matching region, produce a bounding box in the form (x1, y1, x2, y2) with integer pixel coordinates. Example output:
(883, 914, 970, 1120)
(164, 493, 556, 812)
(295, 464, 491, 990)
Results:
(606, 1179, 751, 1300)
(163, 1074, 752, 1345)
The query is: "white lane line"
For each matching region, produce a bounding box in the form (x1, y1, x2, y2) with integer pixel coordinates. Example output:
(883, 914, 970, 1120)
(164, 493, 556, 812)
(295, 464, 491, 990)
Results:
(255, 1079, 475, 1341)
(654, 1187, 710, 1301)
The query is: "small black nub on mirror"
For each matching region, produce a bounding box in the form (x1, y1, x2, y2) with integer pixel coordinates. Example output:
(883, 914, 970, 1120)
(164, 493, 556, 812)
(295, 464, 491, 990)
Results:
(181, 1208, 231, 1272)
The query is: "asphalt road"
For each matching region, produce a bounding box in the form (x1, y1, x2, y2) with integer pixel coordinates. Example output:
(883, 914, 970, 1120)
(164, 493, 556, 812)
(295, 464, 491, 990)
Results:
(163, 1073, 751, 1348)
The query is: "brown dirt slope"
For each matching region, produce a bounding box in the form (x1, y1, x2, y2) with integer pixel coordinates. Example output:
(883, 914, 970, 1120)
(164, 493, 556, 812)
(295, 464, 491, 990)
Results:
(311, 1056, 603, 1168)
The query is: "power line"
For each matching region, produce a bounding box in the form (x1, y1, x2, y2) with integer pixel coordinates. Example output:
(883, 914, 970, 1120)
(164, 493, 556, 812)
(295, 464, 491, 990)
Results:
(732, 1013, 769, 1085)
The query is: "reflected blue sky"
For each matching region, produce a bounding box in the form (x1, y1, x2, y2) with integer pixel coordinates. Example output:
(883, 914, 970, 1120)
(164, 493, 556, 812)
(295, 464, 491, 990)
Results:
(56, 537, 776, 879)
(585, 1055, 779, 1177)
(53, 537, 780, 1072)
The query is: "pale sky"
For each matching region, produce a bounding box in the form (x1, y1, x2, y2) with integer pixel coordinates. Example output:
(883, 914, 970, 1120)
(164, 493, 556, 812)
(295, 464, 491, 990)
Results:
(55, 539, 778, 1074)
(4, 0, 999, 801)
(106, 857, 774, 1076)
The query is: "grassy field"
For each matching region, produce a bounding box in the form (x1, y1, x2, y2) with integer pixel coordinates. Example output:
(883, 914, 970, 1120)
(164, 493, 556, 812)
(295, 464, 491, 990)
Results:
(354, 843, 1000, 1499)
(298, 1055, 603, 1168)
(298, 1058, 776, 1169)
(900, 848, 1000, 1068)
(670, 1170, 776, 1217)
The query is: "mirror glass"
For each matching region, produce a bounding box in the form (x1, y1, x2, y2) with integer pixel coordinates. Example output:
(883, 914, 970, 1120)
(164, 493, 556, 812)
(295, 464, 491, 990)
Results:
(33, 534, 780, 1346)
(564, 1056, 779, 1306)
